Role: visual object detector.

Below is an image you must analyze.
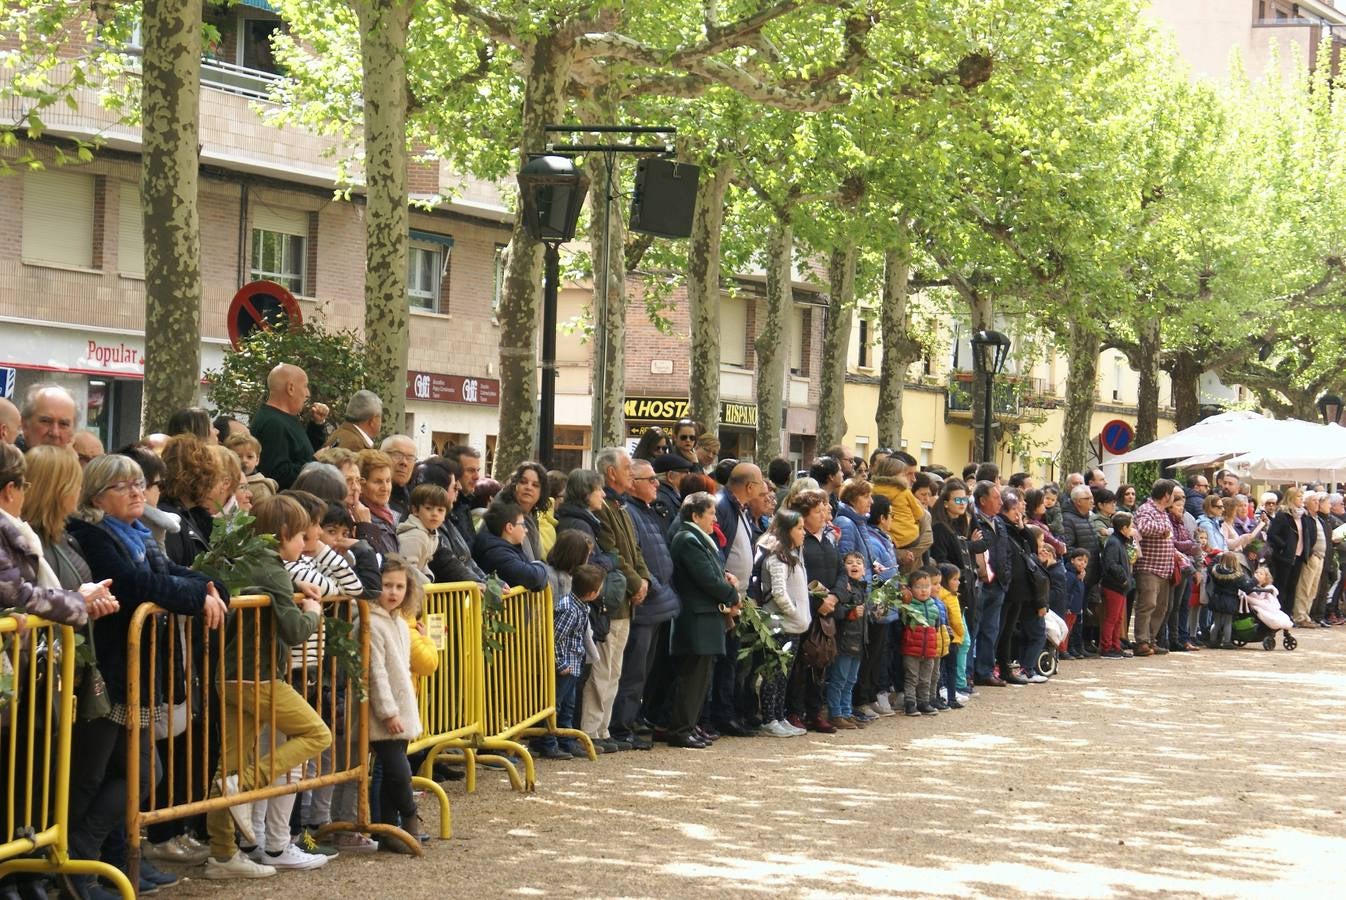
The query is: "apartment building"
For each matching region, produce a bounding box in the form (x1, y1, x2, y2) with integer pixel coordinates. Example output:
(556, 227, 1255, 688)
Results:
(1147, 0, 1346, 79)
(0, 2, 511, 458)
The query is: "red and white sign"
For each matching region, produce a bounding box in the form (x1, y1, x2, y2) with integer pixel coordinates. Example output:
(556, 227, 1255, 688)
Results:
(406, 370, 500, 407)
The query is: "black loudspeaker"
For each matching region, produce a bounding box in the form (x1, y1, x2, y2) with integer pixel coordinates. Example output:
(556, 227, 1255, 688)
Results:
(629, 158, 700, 239)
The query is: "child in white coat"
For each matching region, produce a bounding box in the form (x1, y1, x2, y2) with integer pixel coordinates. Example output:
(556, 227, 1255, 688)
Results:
(368, 555, 426, 848)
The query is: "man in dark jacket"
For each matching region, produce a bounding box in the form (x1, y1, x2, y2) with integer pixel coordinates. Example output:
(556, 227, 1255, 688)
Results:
(704, 463, 764, 737)
(972, 482, 1014, 687)
(1060, 486, 1103, 631)
(1185, 474, 1210, 521)
(652, 452, 693, 531)
(447, 444, 483, 549)
(252, 364, 329, 490)
(612, 460, 683, 748)
(470, 501, 548, 591)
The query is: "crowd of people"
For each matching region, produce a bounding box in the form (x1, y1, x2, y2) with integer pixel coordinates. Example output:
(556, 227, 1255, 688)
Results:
(0, 364, 1340, 899)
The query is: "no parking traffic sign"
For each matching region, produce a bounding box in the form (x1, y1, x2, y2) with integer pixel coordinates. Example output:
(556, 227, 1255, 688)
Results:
(1100, 418, 1135, 456)
(228, 281, 303, 350)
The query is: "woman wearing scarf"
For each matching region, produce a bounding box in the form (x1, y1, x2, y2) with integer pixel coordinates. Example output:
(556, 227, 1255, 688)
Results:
(356, 449, 399, 555)
(65, 454, 228, 899)
(1267, 486, 1309, 617)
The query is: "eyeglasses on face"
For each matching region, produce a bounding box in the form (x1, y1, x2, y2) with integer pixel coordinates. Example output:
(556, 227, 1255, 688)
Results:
(633, 475, 659, 483)
(100, 478, 147, 495)
(952, 497, 970, 505)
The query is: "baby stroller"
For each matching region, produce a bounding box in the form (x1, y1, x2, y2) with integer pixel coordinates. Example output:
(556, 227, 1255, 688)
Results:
(1232, 590, 1297, 651)
(1037, 610, 1068, 676)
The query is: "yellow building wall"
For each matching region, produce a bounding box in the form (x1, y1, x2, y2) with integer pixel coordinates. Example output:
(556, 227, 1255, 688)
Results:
(843, 381, 1178, 480)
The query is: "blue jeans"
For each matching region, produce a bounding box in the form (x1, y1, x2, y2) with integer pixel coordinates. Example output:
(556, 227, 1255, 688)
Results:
(826, 654, 862, 717)
(973, 582, 1007, 680)
(1020, 613, 1047, 676)
(541, 672, 580, 752)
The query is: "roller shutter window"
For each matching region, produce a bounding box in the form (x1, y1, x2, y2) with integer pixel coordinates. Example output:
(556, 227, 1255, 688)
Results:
(118, 181, 145, 277)
(22, 169, 95, 269)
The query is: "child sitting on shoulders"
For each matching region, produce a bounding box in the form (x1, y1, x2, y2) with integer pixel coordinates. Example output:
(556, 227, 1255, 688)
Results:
(226, 433, 277, 504)
(825, 551, 870, 729)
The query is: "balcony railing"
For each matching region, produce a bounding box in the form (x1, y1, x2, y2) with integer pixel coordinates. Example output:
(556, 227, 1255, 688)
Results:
(200, 56, 281, 101)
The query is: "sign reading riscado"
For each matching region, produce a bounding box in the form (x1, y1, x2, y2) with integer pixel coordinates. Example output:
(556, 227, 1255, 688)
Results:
(624, 396, 758, 428)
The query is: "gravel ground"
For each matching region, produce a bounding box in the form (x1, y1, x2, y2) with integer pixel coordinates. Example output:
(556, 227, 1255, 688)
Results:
(166, 630, 1346, 898)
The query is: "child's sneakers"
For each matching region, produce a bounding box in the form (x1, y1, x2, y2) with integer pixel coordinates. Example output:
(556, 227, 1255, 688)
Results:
(904, 699, 920, 717)
(296, 827, 339, 857)
(260, 842, 329, 870)
(871, 695, 898, 717)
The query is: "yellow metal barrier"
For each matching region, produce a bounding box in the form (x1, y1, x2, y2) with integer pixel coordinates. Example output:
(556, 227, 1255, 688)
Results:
(125, 593, 451, 886)
(0, 616, 134, 899)
(415, 583, 594, 794)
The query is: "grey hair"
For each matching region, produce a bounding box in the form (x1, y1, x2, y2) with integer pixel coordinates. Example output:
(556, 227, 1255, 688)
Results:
(593, 446, 626, 480)
(380, 433, 415, 452)
(291, 462, 347, 504)
(680, 490, 716, 520)
(20, 383, 76, 421)
(75, 453, 143, 523)
(564, 468, 603, 506)
(1000, 488, 1021, 510)
(344, 390, 383, 423)
(1330, 493, 1343, 505)
(1070, 485, 1093, 501)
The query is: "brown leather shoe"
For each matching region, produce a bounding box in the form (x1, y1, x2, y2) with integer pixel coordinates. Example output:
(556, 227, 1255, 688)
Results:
(830, 715, 857, 730)
(1183, 642, 1202, 652)
(1133, 642, 1154, 657)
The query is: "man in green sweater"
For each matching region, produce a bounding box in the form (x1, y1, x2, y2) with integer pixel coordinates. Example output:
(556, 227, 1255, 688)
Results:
(252, 363, 330, 490)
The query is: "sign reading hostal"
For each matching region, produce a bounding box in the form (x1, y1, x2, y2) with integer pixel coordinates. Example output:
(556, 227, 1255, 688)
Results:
(406, 370, 500, 406)
(624, 396, 758, 428)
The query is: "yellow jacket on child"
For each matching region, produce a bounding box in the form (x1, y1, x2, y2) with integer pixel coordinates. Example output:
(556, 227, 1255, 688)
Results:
(939, 586, 966, 644)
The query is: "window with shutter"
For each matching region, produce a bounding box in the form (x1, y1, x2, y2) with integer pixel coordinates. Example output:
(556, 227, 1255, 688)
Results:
(21, 170, 96, 269)
(250, 205, 309, 294)
(118, 181, 145, 277)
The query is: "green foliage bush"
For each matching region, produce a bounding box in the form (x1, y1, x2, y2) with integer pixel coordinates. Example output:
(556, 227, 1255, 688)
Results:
(205, 316, 368, 418)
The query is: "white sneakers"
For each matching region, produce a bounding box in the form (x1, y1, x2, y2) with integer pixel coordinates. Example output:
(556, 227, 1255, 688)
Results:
(249, 842, 329, 870)
(872, 695, 898, 717)
(1025, 673, 1049, 684)
(762, 719, 805, 737)
(203, 851, 275, 880)
(144, 833, 210, 865)
(956, 692, 972, 704)
(215, 775, 256, 845)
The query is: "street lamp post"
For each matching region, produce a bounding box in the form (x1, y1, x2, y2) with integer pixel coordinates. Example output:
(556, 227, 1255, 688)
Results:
(1317, 393, 1342, 426)
(969, 329, 1012, 464)
(517, 155, 590, 468)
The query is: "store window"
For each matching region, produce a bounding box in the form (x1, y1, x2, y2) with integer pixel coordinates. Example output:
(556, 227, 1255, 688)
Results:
(250, 207, 309, 294)
(22, 169, 95, 269)
(553, 426, 588, 473)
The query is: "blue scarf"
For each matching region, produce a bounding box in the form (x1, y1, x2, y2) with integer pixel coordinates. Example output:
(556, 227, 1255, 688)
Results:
(103, 515, 152, 564)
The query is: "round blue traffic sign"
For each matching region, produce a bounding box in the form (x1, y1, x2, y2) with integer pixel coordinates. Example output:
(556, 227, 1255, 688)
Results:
(1101, 419, 1134, 455)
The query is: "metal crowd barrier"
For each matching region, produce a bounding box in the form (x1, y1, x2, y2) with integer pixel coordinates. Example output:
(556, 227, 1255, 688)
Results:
(414, 582, 594, 794)
(124, 594, 451, 888)
(0, 616, 134, 898)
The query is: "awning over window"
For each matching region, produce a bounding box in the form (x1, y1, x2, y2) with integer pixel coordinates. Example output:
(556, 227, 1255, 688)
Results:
(410, 229, 455, 248)
(238, 0, 279, 12)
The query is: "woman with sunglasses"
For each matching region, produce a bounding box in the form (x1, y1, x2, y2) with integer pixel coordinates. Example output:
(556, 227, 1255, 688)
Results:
(632, 427, 670, 462)
(930, 480, 985, 697)
(672, 419, 700, 464)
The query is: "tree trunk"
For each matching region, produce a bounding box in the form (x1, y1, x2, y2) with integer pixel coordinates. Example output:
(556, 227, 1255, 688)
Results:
(687, 159, 733, 433)
(352, 0, 413, 437)
(1060, 319, 1101, 475)
(815, 240, 856, 452)
(1169, 350, 1203, 429)
(1135, 317, 1161, 446)
(586, 152, 628, 451)
(755, 216, 793, 461)
(496, 32, 576, 475)
(876, 236, 918, 448)
(140, 0, 202, 432)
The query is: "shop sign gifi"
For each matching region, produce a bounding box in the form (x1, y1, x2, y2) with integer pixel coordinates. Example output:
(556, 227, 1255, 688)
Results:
(624, 396, 757, 427)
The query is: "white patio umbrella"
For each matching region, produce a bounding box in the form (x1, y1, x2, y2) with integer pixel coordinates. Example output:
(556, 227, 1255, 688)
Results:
(1224, 422, 1346, 482)
(1110, 410, 1286, 464)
